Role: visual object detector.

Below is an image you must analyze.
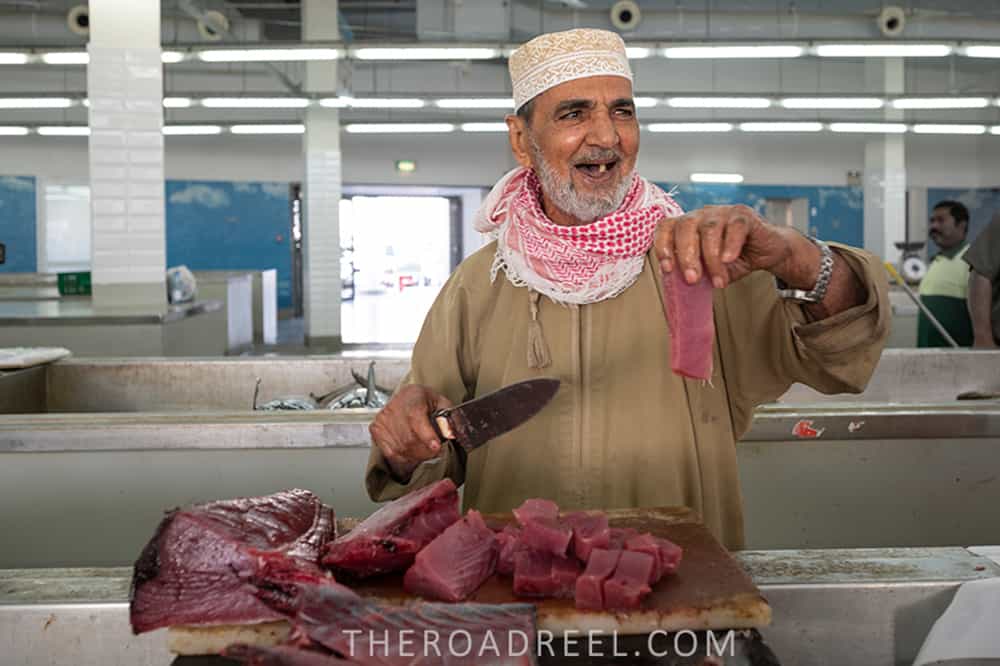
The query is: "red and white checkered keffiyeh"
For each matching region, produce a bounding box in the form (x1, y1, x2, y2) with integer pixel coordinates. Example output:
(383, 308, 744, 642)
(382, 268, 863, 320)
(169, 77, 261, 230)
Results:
(474, 167, 683, 305)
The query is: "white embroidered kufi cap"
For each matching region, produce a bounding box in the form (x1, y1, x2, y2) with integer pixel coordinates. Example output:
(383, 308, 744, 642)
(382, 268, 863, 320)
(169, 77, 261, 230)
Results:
(508, 28, 633, 112)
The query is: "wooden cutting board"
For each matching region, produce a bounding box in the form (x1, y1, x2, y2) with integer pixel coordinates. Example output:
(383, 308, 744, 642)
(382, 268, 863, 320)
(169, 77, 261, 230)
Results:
(345, 507, 771, 635)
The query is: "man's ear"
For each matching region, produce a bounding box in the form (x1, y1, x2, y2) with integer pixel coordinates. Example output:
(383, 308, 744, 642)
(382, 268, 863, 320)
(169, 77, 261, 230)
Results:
(506, 115, 533, 169)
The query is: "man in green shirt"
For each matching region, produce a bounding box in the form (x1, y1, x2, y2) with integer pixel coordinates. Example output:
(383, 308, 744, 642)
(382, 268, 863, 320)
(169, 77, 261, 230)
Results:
(918, 200, 973, 347)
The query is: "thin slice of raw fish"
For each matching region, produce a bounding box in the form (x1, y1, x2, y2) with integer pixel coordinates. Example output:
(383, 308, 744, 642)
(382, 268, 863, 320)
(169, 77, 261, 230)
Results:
(322, 479, 460, 578)
(403, 510, 498, 602)
(575, 548, 622, 611)
(661, 263, 715, 381)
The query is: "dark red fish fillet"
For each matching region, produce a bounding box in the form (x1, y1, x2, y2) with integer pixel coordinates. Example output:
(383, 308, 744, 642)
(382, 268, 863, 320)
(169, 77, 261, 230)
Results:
(323, 479, 460, 578)
(661, 264, 715, 381)
(129, 489, 335, 634)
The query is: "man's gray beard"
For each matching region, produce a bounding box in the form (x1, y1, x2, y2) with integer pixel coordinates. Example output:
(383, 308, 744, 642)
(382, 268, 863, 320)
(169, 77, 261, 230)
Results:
(530, 138, 633, 224)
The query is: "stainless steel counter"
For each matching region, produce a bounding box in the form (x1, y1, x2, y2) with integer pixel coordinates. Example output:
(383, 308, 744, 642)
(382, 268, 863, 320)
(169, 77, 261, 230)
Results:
(0, 299, 223, 326)
(3, 548, 997, 665)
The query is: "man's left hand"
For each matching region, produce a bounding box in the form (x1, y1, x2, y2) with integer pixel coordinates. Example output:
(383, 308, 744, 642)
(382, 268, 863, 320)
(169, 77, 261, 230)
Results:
(655, 204, 806, 289)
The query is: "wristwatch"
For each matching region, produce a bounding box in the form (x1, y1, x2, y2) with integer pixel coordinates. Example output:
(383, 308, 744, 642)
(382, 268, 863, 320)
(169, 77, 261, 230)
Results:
(775, 236, 834, 304)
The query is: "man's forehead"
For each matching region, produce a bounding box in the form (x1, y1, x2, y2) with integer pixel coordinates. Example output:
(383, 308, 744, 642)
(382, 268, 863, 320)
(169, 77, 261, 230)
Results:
(534, 76, 635, 109)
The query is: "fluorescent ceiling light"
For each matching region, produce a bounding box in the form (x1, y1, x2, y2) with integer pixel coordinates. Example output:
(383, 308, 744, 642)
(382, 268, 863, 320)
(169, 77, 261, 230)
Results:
(668, 97, 771, 109)
(435, 98, 513, 109)
(0, 126, 29, 135)
(352, 47, 500, 60)
(663, 45, 804, 59)
(201, 97, 310, 108)
(0, 53, 29, 65)
(161, 51, 185, 64)
(37, 126, 90, 136)
(197, 48, 339, 62)
(460, 122, 508, 132)
(40, 51, 89, 65)
(344, 123, 455, 134)
(780, 97, 884, 109)
(163, 97, 193, 108)
(163, 125, 223, 135)
(991, 126, 1000, 135)
(690, 172, 744, 183)
(963, 45, 1000, 58)
(633, 97, 658, 108)
(740, 122, 823, 132)
(0, 97, 75, 109)
(230, 124, 306, 134)
(892, 97, 990, 109)
(347, 98, 425, 109)
(814, 43, 952, 57)
(647, 122, 734, 132)
(829, 122, 907, 134)
(319, 97, 350, 108)
(626, 47, 653, 59)
(912, 124, 987, 135)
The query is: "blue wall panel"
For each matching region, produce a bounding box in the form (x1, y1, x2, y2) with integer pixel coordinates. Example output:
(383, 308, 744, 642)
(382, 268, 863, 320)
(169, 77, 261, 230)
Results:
(165, 180, 293, 309)
(659, 183, 864, 248)
(0, 175, 37, 273)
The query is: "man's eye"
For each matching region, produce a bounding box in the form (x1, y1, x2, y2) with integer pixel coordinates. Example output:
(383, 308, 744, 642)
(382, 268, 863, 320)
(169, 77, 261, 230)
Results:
(560, 111, 581, 120)
(615, 108, 635, 117)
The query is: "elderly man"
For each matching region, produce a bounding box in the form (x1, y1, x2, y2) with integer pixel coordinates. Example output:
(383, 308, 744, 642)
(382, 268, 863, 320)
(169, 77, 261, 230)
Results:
(366, 29, 888, 549)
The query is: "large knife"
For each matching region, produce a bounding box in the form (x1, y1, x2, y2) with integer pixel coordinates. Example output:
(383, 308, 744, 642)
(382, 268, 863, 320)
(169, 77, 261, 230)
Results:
(431, 378, 560, 452)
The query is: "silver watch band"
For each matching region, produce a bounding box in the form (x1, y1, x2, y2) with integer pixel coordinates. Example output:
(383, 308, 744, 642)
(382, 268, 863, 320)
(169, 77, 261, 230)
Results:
(775, 237, 834, 304)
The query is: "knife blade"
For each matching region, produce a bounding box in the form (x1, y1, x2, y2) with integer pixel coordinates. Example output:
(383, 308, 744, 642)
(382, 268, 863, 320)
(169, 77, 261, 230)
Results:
(431, 378, 560, 452)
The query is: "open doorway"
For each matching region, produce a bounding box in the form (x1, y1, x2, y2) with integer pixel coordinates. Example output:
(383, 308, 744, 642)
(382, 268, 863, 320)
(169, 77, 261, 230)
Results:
(339, 195, 458, 344)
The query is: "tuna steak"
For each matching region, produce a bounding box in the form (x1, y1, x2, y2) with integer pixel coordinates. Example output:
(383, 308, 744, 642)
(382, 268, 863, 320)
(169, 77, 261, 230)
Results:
(518, 517, 572, 557)
(403, 510, 498, 602)
(661, 263, 715, 381)
(323, 479, 460, 578)
(625, 533, 683, 583)
(129, 489, 336, 634)
(257, 579, 538, 665)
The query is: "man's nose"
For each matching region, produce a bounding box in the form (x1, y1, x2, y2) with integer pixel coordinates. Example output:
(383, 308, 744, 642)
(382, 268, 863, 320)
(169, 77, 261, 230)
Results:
(587, 110, 619, 148)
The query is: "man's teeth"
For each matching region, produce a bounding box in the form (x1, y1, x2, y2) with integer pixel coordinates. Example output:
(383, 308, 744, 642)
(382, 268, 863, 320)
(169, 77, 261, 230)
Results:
(598, 163, 607, 173)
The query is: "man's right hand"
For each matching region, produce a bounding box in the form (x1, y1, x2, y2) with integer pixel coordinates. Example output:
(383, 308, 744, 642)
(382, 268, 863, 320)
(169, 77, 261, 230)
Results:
(370, 384, 454, 482)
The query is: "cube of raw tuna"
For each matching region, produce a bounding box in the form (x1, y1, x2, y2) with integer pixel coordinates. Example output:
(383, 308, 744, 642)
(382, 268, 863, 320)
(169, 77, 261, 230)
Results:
(603, 551, 655, 610)
(496, 524, 523, 576)
(656, 537, 683, 575)
(513, 550, 579, 599)
(624, 533, 664, 584)
(519, 517, 573, 557)
(575, 548, 622, 611)
(512, 498, 560, 526)
(403, 510, 498, 602)
(563, 512, 611, 562)
(322, 479, 459, 578)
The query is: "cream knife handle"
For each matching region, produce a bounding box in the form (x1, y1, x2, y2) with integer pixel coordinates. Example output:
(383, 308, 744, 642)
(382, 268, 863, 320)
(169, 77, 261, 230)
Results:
(432, 411, 456, 442)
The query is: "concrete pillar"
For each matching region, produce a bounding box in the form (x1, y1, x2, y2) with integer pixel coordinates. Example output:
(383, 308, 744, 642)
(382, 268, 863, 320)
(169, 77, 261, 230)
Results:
(863, 58, 906, 265)
(301, 0, 343, 349)
(87, 0, 166, 311)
